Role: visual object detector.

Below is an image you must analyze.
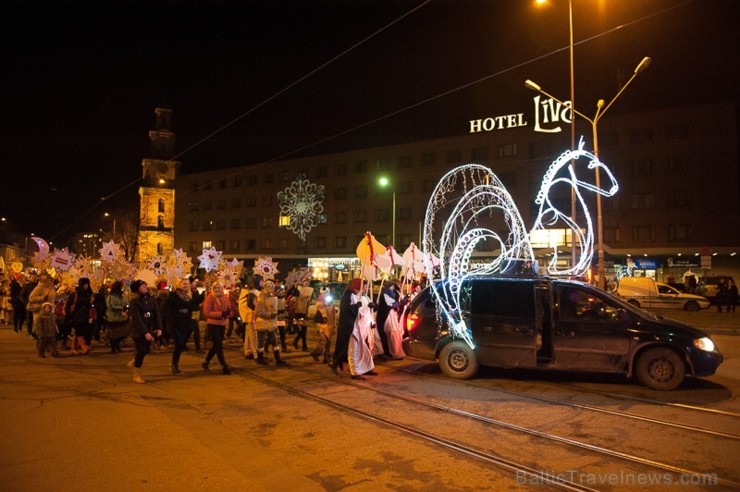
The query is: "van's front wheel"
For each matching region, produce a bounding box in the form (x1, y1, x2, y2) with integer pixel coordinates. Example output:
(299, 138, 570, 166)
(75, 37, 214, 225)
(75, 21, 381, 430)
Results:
(439, 341, 479, 379)
(636, 348, 685, 390)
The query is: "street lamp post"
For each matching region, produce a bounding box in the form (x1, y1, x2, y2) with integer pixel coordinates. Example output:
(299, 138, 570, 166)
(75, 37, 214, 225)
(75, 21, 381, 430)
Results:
(525, 56, 651, 288)
(104, 213, 116, 242)
(378, 176, 396, 247)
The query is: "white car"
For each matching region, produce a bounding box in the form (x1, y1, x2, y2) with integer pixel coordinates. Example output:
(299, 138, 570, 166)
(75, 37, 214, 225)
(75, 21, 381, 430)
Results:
(617, 277, 711, 311)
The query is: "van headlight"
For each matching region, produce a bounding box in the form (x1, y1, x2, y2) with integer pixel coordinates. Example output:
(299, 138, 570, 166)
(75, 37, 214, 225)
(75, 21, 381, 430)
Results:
(693, 337, 715, 352)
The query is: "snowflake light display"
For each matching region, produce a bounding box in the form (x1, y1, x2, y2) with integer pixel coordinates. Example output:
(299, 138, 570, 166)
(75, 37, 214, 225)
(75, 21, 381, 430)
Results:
(49, 247, 75, 271)
(277, 176, 325, 241)
(423, 139, 617, 348)
(198, 246, 222, 272)
(284, 267, 311, 290)
(253, 256, 279, 280)
(99, 240, 123, 263)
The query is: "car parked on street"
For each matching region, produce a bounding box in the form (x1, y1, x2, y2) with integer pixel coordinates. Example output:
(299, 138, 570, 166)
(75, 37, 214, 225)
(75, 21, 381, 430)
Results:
(403, 276, 723, 390)
(616, 277, 711, 311)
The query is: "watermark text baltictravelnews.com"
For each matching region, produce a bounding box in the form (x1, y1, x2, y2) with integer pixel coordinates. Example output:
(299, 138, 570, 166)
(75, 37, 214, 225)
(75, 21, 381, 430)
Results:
(517, 469, 719, 487)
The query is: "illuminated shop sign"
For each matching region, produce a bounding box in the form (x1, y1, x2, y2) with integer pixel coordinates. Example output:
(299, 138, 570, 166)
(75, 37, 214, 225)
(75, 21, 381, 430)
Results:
(469, 95, 572, 134)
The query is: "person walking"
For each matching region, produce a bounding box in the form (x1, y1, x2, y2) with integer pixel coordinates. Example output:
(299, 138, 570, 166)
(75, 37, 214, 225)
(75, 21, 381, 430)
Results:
(310, 289, 335, 364)
(238, 278, 260, 360)
(187, 277, 205, 353)
(201, 282, 232, 374)
(726, 279, 738, 313)
(35, 302, 60, 358)
(330, 278, 363, 375)
(105, 281, 129, 353)
(162, 277, 193, 375)
(127, 280, 162, 383)
(715, 278, 728, 313)
(254, 280, 286, 366)
(291, 278, 314, 351)
(66, 277, 95, 355)
(10, 274, 26, 333)
(19, 272, 38, 339)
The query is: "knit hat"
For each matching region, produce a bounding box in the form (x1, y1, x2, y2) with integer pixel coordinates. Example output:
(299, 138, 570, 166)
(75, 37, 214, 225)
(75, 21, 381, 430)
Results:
(130, 279, 146, 293)
(42, 302, 54, 311)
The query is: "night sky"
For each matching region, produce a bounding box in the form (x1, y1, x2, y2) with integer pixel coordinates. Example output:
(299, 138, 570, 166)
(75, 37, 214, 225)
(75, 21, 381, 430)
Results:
(1, 0, 737, 246)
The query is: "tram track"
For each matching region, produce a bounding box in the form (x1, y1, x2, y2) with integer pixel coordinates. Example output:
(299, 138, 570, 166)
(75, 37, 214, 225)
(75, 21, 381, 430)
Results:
(228, 356, 738, 490)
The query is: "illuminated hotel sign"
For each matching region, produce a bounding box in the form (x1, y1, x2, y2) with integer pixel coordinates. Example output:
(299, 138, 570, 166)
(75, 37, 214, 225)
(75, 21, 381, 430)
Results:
(469, 96, 572, 134)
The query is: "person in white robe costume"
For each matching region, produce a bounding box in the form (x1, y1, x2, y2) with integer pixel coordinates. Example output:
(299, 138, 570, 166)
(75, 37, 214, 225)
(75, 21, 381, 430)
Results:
(348, 294, 378, 380)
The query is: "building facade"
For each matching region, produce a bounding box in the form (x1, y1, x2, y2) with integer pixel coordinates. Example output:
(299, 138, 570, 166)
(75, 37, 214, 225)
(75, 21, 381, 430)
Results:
(173, 101, 739, 284)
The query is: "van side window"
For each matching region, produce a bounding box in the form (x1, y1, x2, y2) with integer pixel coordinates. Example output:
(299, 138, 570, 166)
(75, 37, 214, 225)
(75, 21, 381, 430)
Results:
(557, 286, 619, 322)
(471, 280, 534, 319)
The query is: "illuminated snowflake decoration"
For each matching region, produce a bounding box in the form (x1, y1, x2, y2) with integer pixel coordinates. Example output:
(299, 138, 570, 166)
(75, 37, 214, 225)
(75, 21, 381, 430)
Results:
(253, 256, 279, 280)
(148, 255, 168, 276)
(49, 247, 75, 271)
(73, 256, 95, 280)
(277, 176, 325, 241)
(198, 247, 222, 272)
(218, 258, 244, 288)
(170, 249, 194, 273)
(99, 240, 123, 263)
(423, 139, 618, 349)
(284, 267, 311, 291)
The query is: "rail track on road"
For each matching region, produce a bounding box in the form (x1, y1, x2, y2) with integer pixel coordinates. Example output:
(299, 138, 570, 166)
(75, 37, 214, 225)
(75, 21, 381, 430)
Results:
(226, 350, 738, 490)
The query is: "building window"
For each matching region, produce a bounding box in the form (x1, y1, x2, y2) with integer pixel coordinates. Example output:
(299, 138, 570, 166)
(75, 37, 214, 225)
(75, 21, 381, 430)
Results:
(630, 158, 653, 176)
(188, 241, 198, 252)
(665, 124, 689, 139)
(215, 240, 225, 251)
(262, 239, 272, 249)
(247, 175, 258, 186)
(233, 176, 243, 187)
(667, 190, 690, 207)
(191, 182, 200, 192)
(157, 243, 164, 255)
(398, 181, 412, 194)
(216, 199, 226, 210)
(631, 225, 655, 242)
(421, 179, 436, 193)
(245, 239, 256, 250)
(202, 200, 212, 211)
(336, 162, 347, 175)
(399, 207, 412, 220)
(231, 218, 241, 229)
(353, 210, 367, 223)
(498, 143, 517, 158)
(398, 234, 412, 249)
(157, 215, 165, 229)
(376, 208, 390, 222)
(471, 146, 488, 160)
(398, 155, 413, 169)
(314, 237, 327, 249)
(188, 221, 198, 232)
(377, 158, 391, 171)
(204, 180, 213, 190)
(188, 202, 199, 212)
(158, 198, 165, 213)
(245, 217, 256, 229)
(631, 192, 655, 209)
(262, 195, 273, 206)
(218, 179, 227, 189)
(264, 173, 274, 184)
(446, 150, 462, 164)
(262, 217, 273, 228)
(230, 240, 240, 251)
(202, 221, 213, 231)
(231, 197, 242, 208)
(354, 185, 367, 198)
(315, 166, 328, 178)
(603, 227, 620, 244)
(202, 240, 212, 249)
(215, 220, 226, 231)
(278, 238, 289, 250)
(335, 211, 347, 224)
(246, 196, 257, 207)
(669, 224, 691, 241)
(334, 236, 347, 248)
(355, 161, 367, 173)
(334, 187, 347, 200)
(669, 156, 689, 172)
(280, 171, 291, 182)
(421, 152, 436, 167)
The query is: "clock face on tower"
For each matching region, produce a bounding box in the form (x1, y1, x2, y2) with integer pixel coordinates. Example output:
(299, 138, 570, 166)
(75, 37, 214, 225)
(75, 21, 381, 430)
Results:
(144, 161, 171, 179)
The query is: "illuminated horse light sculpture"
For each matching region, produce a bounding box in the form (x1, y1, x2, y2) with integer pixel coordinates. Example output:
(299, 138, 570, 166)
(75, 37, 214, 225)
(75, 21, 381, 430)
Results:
(422, 138, 618, 348)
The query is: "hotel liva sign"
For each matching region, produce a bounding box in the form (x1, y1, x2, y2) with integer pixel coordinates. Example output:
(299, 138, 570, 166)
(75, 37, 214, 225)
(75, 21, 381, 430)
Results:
(469, 95, 571, 134)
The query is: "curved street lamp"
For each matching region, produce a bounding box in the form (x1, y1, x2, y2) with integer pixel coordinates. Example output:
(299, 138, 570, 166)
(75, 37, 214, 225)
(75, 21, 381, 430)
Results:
(525, 56, 651, 288)
(378, 176, 396, 247)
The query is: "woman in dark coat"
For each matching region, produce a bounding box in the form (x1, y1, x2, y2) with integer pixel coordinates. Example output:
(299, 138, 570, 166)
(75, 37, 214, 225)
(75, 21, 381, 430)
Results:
(128, 280, 162, 383)
(67, 277, 94, 355)
(162, 277, 193, 375)
(330, 278, 363, 375)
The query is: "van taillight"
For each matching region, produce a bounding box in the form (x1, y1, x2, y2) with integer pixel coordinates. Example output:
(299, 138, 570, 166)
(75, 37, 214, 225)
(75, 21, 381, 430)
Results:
(406, 312, 421, 333)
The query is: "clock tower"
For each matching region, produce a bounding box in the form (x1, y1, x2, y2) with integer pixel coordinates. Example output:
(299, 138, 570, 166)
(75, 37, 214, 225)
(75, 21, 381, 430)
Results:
(137, 107, 179, 264)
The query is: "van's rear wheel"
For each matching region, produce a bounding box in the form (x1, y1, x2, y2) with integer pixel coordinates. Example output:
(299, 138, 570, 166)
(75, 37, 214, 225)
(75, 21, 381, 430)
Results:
(636, 348, 685, 390)
(439, 341, 479, 380)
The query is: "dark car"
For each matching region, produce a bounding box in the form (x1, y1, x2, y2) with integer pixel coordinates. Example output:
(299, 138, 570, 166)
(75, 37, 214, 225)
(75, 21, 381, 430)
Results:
(403, 276, 723, 391)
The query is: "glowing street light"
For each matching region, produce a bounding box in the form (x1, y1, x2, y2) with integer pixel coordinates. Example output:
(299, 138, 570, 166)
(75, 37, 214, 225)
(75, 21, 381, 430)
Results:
(104, 212, 117, 242)
(526, 56, 651, 288)
(378, 176, 396, 247)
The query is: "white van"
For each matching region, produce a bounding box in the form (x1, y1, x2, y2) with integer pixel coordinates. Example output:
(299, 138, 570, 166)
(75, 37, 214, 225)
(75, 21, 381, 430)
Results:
(616, 277, 710, 311)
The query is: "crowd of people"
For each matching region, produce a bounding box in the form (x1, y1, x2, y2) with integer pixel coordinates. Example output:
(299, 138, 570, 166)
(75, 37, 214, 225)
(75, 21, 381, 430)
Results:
(1, 269, 422, 384)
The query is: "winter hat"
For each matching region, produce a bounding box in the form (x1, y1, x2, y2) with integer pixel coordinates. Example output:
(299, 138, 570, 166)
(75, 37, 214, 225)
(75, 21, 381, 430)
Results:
(42, 302, 54, 311)
(348, 278, 362, 293)
(130, 279, 146, 293)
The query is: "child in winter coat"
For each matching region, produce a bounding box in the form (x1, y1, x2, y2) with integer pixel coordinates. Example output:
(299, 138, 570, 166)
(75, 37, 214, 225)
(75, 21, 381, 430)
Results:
(35, 302, 59, 357)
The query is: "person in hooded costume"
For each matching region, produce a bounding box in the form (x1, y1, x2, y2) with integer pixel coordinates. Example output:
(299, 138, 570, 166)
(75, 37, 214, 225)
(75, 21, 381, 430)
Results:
(330, 278, 363, 375)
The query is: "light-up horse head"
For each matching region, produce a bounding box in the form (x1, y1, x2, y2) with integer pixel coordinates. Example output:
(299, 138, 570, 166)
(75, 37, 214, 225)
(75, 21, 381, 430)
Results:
(530, 137, 618, 277)
(422, 139, 617, 349)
